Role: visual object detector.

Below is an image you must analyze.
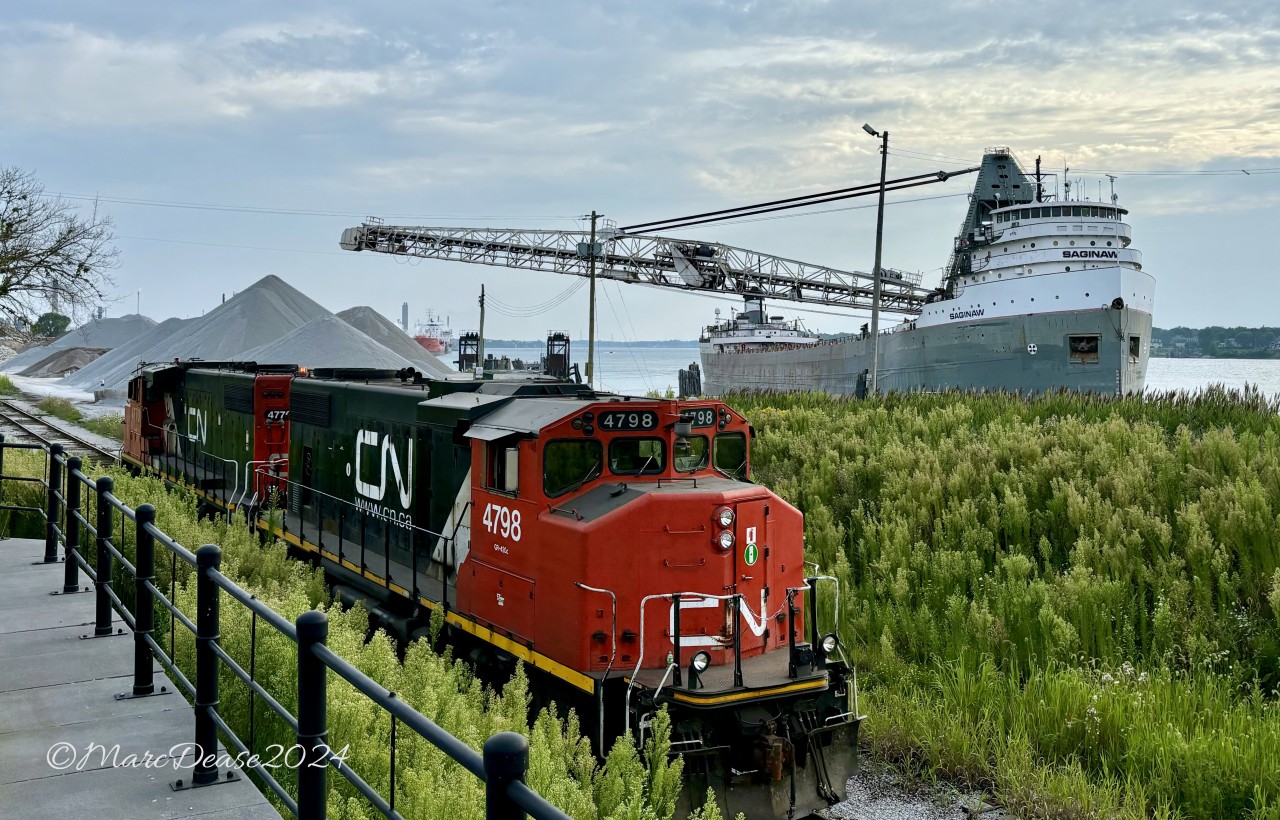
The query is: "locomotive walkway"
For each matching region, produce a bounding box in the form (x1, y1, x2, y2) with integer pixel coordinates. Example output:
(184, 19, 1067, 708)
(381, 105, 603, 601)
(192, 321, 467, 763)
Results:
(0, 536, 280, 819)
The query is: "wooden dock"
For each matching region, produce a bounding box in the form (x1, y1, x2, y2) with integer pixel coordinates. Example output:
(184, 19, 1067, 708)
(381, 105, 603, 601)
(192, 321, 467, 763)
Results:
(0, 537, 280, 819)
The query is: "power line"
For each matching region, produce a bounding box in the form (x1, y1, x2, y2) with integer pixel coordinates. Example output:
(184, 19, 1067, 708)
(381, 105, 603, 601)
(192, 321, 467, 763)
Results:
(48, 192, 580, 222)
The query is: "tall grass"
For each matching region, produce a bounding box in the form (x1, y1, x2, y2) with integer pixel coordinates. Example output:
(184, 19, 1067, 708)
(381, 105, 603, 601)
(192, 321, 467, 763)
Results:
(0, 374, 17, 395)
(734, 387, 1280, 819)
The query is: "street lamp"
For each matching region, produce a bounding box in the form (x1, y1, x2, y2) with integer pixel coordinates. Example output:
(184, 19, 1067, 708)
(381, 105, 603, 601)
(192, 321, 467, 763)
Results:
(862, 124, 888, 396)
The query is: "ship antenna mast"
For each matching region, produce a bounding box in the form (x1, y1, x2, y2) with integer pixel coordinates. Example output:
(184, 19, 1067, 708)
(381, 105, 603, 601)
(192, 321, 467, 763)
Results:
(1107, 174, 1118, 204)
(1035, 156, 1043, 203)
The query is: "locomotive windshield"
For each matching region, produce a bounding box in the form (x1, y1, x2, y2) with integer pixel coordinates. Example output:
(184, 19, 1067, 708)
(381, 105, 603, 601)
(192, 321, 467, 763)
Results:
(608, 438, 665, 475)
(674, 434, 709, 472)
(544, 439, 603, 497)
(713, 432, 748, 480)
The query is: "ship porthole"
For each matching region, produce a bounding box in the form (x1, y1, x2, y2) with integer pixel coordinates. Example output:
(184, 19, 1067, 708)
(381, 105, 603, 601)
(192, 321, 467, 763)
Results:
(1053, 240, 1059, 246)
(1090, 241, 1096, 246)
(1066, 266, 1071, 271)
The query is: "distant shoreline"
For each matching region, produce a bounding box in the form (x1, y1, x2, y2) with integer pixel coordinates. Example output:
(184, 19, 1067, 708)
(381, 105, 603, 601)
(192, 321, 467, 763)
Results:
(480, 339, 699, 348)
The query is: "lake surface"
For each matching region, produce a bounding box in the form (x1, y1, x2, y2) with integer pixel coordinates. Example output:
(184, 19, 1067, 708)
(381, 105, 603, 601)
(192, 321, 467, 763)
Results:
(447, 346, 1280, 398)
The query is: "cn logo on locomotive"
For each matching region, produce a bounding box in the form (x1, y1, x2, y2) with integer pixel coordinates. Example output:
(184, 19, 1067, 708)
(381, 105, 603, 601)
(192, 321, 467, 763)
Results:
(350, 430, 414, 509)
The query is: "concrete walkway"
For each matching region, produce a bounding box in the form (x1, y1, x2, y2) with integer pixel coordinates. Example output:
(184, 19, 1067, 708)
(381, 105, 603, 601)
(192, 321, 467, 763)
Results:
(0, 538, 279, 819)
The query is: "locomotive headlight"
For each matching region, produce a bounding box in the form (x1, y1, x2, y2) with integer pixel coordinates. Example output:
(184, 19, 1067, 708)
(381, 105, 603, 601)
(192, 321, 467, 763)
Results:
(691, 651, 711, 673)
(821, 632, 840, 655)
(714, 507, 735, 528)
(716, 530, 735, 550)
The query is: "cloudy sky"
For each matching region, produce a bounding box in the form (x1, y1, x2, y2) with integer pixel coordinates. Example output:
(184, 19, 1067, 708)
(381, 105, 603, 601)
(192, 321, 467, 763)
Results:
(3, 1, 1278, 340)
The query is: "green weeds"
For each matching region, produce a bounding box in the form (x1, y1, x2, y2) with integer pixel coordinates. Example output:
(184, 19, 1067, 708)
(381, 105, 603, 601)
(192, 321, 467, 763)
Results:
(735, 388, 1280, 819)
(36, 396, 82, 422)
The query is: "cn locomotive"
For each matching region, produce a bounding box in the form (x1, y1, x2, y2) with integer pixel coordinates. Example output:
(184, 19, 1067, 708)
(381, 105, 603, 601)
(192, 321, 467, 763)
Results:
(123, 360, 862, 818)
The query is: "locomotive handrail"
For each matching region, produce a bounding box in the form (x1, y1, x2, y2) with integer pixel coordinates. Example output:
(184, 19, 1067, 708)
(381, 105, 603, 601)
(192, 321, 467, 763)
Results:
(575, 582, 617, 753)
(626, 590, 747, 735)
(236, 458, 287, 512)
(2, 440, 571, 820)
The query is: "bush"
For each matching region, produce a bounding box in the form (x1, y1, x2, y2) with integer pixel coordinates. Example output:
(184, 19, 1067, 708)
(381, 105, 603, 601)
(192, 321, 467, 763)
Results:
(733, 388, 1280, 819)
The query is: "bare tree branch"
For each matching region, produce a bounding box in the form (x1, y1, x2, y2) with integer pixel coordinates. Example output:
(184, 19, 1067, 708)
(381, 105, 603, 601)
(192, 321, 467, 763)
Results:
(0, 166, 119, 328)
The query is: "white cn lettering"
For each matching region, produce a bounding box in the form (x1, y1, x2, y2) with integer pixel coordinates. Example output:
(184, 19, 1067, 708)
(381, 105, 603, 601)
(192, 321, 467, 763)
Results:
(186, 407, 207, 445)
(670, 592, 769, 648)
(353, 430, 414, 509)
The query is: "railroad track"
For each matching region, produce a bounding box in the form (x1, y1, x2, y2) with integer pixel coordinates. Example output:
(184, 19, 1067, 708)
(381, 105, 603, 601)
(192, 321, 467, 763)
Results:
(0, 400, 121, 465)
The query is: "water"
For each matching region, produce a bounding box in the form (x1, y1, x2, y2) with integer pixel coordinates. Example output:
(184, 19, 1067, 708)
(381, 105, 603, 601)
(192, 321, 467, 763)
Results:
(444, 346, 1280, 398)
(437, 344, 700, 396)
(1145, 357, 1280, 396)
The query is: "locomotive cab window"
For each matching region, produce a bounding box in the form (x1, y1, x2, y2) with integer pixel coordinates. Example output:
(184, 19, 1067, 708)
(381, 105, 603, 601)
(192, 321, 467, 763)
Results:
(486, 441, 520, 495)
(608, 438, 665, 475)
(674, 435, 709, 472)
(713, 432, 748, 480)
(544, 439, 603, 497)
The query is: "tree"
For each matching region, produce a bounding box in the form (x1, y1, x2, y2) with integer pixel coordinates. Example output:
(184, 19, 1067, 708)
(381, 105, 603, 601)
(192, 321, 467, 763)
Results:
(32, 311, 70, 337)
(0, 167, 118, 327)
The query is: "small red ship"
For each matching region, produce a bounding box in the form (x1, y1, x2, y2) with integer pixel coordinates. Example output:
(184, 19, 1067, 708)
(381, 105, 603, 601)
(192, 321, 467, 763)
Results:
(412, 309, 453, 353)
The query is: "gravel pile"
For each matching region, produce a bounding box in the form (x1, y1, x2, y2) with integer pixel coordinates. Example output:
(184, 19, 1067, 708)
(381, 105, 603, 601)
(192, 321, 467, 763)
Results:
(239, 315, 418, 370)
(337, 306, 455, 377)
(65, 318, 190, 390)
(64, 275, 329, 391)
(64, 276, 450, 390)
(2, 314, 156, 373)
(19, 347, 109, 378)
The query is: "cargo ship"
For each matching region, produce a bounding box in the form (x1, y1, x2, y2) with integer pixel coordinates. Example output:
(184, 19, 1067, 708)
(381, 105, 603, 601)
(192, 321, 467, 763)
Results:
(699, 148, 1154, 396)
(413, 309, 454, 354)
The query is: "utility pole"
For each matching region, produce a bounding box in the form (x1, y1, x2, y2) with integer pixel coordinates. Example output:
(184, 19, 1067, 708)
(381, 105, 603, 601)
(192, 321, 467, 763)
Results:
(478, 285, 486, 373)
(863, 125, 889, 396)
(586, 210, 600, 390)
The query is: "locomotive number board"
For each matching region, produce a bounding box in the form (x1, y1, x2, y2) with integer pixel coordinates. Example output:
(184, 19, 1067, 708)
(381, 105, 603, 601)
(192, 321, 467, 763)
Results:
(686, 408, 717, 428)
(597, 410, 658, 431)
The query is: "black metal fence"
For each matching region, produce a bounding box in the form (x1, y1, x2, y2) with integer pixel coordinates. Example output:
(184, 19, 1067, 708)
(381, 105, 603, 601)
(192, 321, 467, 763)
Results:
(0, 437, 570, 820)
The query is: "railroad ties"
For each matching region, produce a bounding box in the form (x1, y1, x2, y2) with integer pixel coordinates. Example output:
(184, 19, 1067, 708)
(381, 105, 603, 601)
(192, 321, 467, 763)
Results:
(0, 536, 280, 818)
(0, 399, 120, 465)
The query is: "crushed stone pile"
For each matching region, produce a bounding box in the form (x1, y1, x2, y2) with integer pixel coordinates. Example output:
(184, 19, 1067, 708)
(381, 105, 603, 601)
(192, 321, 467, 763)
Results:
(239, 315, 418, 370)
(64, 275, 330, 391)
(3, 314, 156, 373)
(337, 306, 455, 377)
(65, 318, 191, 390)
(20, 347, 109, 378)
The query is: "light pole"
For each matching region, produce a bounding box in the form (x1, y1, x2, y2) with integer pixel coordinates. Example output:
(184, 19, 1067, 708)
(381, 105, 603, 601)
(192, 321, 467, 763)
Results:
(863, 124, 888, 396)
(583, 211, 601, 390)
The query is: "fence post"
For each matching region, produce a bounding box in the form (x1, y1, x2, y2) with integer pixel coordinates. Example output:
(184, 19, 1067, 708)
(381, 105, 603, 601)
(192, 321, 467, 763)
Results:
(43, 444, 64, 563)
(0, 433, 5, 503)
(62, 457, 82, 594)
(93, 476, 114, 637)
(192, 544, 222, 787)
(296, 610, 329, 819)
(129, 504, 157, 697)
(484, 732, 530, 820)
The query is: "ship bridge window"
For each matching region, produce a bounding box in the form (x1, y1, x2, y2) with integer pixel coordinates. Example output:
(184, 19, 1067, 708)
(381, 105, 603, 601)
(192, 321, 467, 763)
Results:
(544, 439, 602, 497)
(1020, 209, 1031, 219)
(674, 434, 710, 472)
(713, 432, 748, 480)
(609, 438, 665, 475)
(1068, 335, 1100, 364)
(1052, 207, 1062, 217)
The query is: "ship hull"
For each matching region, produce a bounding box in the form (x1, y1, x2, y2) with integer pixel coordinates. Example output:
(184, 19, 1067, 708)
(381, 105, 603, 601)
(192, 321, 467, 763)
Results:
(700, 306, 1151, 397)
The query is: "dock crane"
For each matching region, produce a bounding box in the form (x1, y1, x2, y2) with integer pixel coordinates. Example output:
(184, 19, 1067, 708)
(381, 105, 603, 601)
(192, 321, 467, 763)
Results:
(339, 164, 977, 385)
(339, 222, 931, 314)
